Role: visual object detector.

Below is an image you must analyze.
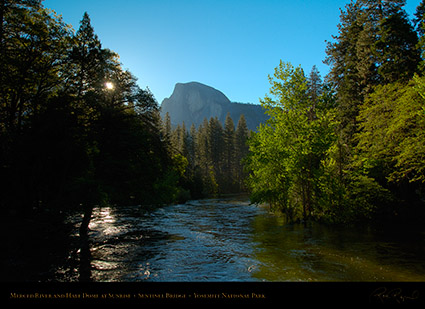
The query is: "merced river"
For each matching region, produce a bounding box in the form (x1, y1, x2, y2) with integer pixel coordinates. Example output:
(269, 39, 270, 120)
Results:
(56, 196, 425, 282)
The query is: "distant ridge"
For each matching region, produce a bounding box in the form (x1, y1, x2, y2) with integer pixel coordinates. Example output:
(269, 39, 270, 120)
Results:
(160, 82, 268, 130)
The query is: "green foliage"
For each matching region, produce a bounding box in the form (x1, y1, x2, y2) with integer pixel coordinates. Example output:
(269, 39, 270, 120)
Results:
(376, 8, 420, 83)
(325, 0, 421, 148)
(246, 62, 345, 222)
(153, 154, 190, 205)
(245, 59, 406, 224)
(317, 172, 393, 224)
(310, 0, 425, 223)
(0, 3, 177, 215)
(356, 75, 425, 185)
(2, 0, 424, 227)
(163, 112, 250, 198)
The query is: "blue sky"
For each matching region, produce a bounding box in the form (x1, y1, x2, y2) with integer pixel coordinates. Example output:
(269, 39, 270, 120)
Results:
(43, 0, 421, 105)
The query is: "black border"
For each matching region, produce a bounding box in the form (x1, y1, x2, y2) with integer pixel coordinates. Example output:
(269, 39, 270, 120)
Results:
(3, 282, 425, 305)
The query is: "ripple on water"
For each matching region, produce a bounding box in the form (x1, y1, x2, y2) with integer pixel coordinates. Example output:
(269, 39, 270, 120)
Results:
(58, 197, 425, 282)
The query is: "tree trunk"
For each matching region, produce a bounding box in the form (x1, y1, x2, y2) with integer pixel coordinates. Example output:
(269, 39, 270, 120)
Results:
(79, 204, 93, 282)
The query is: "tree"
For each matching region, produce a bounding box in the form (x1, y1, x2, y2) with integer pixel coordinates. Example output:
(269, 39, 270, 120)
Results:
(235, 114, 249, 191)
(247, 62, 339, 221)
(375, 6, 420, 84)
(0, 2, 75, 213)
(393, 75, 425, 185)
(246, 61, 390, 223)
(324, 0, 364, 147)
(195, 118, 209, 173)
(325, 0, 420, 149)
(188, 123, 196, 168)
(0, 0, 42, 56)
(66, 12, 117, 239)
(1, 3, 181, 281)
(167, 113, 251, 197)
(162, 111, 172, 149)
(323, 1, 422, 215)
(0, 3, 73, 133)
(206, 117, 224, 194)
(307, 65, 323, 116)
(414, 0, 425, 35)
(223, 112, 236, 191)
(71, 12, 109, 99)
(356, 75, 425, 197)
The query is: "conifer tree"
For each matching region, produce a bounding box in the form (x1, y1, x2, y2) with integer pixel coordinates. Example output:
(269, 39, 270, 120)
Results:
(414, 1, 425, 68)
(325, 0, 420, 174)
(307, 65, 323, 120)
(195, 118, 210, 185)
(189, 123, 197, 166)
(71, 12, 104, 98)
(223, 113, 236, 191)
(208, 117, 224, 190)
(375, 4, 420, 83)
(162, 111, 172, 149)
(235, 114, 249, 191)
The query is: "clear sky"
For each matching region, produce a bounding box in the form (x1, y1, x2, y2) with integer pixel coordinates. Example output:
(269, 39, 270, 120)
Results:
(43, 0, 421, 105)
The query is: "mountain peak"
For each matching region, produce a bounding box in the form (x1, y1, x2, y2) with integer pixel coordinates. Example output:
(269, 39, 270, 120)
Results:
(160, 82, 268, 130)
(169, 81, 231, 106)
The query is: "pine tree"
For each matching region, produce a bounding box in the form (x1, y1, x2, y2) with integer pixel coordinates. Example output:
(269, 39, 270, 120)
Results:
(1, 0, 183, 281)
(189, 123, 196, 159)
(324, 1, 364, 146)
(171, 124, 182, 154)
(162, 111, 172, 150)
(71, 12, 103, 98)
(235, 114, 249, 191)
(414, 1, 425, 68)
(307, 65, 323, 120)
(223, 112, 236, 191)
(181, 121, 189, 158)
(208, 117, 224, 189)
(325, 0, 420, 173)
(375, 4, 420, 83)
(414, 0, 425, 35)
(195, 118, 210, 185)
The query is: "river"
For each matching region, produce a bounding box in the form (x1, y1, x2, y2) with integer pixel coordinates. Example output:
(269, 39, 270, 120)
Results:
(56, 196, 425, 282)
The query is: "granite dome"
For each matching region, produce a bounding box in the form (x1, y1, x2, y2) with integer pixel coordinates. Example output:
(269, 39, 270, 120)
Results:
(160, 82, 268, 130)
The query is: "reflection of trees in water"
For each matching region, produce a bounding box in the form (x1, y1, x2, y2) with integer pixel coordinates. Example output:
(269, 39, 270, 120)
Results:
(68, 206, 171, 282)
(78, 204, 93, 282)
(251, 217, 425, 282)
(7, 200, 425, 282)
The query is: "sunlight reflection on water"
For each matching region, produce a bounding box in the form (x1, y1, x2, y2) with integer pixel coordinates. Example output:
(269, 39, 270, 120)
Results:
(59, 197, 425, 282)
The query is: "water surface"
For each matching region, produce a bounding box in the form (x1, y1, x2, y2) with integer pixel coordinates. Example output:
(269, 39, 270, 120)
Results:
(58, 197, 425, 282)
